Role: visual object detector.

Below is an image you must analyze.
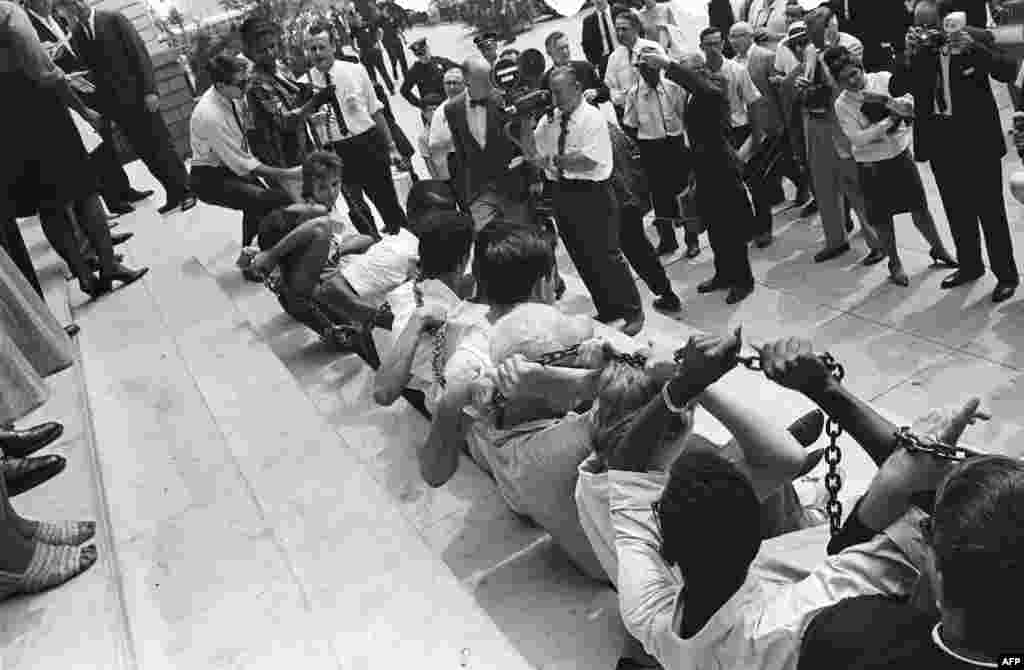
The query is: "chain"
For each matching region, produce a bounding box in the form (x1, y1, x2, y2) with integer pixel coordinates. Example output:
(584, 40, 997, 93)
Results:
(414, 277, 450, 390)
(894, 427, 979, 462)
(266, 272, 361, 348)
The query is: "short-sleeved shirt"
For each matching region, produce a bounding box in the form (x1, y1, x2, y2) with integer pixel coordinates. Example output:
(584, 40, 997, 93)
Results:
(718, 57, 762, 128)
(306, 59, 382, 140)
(623, 76, 687, 139)
(533, 101, 614, 181)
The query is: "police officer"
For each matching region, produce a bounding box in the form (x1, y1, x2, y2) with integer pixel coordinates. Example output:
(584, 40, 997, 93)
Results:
(400, 37, 459, 111)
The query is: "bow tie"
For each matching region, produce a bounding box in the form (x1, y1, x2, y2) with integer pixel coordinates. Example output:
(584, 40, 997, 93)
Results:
(469, 98, 489, 107)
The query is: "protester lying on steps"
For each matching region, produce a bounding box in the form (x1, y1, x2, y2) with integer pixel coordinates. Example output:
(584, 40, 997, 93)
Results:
(374, 207, 486, 419)
(248, 151, 414, 365)
(601, 332, 971, 670)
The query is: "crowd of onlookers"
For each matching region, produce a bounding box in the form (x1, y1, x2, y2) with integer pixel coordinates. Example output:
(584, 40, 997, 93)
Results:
(2, 0, 1024, 667)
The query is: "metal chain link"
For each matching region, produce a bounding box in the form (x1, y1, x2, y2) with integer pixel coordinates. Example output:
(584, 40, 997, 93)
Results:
(414, 278, 449, 390)
(266, 272, 360, 349)
(894, 427, 979, 462)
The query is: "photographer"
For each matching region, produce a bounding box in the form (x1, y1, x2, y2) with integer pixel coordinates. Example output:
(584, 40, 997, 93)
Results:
(827, 46, 957, 287)
(893, 1, 1020, 303)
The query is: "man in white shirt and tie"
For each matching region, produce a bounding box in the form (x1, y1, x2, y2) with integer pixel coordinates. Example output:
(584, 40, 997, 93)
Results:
(305, 21, 408, 236)
(582, 0, 617, 79)
(605, 9, 660, 123)
(529, 66, 644, 335)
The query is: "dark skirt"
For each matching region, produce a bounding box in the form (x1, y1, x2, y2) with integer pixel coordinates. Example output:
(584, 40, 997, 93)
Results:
(1, 73, 96, 218)
(857, 149, 927, 218)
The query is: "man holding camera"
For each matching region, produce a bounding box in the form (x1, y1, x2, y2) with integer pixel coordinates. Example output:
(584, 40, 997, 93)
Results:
(305, 21, 408, 236)
(529, 66, 644, 334)
(893, 2, 1019, 303)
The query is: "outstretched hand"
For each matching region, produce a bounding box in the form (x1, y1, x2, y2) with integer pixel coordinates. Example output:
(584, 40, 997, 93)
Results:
(910, 397, 990, 448)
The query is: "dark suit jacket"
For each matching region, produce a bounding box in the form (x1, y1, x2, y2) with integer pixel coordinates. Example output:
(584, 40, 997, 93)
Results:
(582, 10, 612, 74)
(540, 61, 610, 105)
(891, 29, 1017, 162)
(70, 10, 157, 112)
(26, 10, 81, 73)
(444, 91, 523, 205)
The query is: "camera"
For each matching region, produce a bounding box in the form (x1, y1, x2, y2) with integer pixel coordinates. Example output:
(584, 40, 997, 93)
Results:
(907, 25, 947, 51)
(491, 48, 553, 119)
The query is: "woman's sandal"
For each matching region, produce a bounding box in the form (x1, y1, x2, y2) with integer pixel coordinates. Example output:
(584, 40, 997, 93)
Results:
(0, 543, 97, 600)
(21, 519, 96, 547)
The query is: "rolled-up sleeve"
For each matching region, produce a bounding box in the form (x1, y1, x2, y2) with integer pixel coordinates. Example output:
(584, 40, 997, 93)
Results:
(361, 68, 383, 117)
(2, 3, 63, 86)
(610, 470, 682, 661)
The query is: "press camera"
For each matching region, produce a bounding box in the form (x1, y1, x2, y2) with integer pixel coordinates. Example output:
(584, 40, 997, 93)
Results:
(490, 48, 553, 120)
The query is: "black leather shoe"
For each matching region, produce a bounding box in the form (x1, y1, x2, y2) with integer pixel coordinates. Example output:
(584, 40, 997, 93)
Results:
(110, 231, 134, 246)
(653, 292, 682, 312)
(725, 284, 754, 304)
(940, 270, 984, 290)
(0, 422, 64, 459)
(697, 276, 730, 293)
(993, 282, 1018, 303)
(101, 264, 148, 289)
(813, 242, 850, 263)
(121, 189, 154, 203)
(860, 249, 886, 266)
(107, 201, 134, 216)
(3, 455, 66, 497)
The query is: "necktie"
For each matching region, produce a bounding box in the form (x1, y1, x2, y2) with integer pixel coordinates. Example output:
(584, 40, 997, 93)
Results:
(556, 113, 571, 180)
(323, 70, 349, 138)
(230, 99, 249, 153)
(600, 10, 614, 55)
(936, 54, 949, 114)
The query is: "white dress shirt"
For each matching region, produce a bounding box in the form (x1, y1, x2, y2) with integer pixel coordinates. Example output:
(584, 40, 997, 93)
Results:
(719, 57, 762, 128)
(609, 469, 930, 670)
(534, 100, 613, 181)
(605, 37, 660, 109)
(190, 86, 261, 176)
(835, 71, 914, 163)
(623, 76, 687, 139)
(306, 59, 382, 141)
(425, 101, 454, 179)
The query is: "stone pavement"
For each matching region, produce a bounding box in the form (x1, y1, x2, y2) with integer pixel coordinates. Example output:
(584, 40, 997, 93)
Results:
(4, 15, 1024, 670)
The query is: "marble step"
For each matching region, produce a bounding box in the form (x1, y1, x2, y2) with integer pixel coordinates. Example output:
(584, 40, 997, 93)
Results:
(0, 236, 135, 670)
(66, 196, 532, 669)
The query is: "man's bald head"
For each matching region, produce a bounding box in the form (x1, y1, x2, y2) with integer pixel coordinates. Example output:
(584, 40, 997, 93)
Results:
(729, 21, 755, 57)
(729, 21, 754, 37)
(463, 55, 493, 98)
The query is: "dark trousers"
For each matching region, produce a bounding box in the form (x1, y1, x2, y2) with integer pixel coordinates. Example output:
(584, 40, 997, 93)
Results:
(107, 108, 190, 201)
(929, 138, 1019, 284)
(729, 127, 774, 239)
(699, 166, 755, 289)
(189, 166, 293, 246)
(89, 139, 133, 204)
(554, 179, 642, 321)
(383, 40, 409, 79)
(328, 129, 408, 235)
(620, 204, 671, 296)
(361, 48, 395, 94)
(637, 136, 689, 220)
(0, 217, 42, 297)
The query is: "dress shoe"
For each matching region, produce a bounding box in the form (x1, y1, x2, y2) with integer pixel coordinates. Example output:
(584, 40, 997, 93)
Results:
(788, 409, 825, 448)
(85, 253, 125, 273)
(110, 231, 133, 246)
(753, 232, 773, 248)
(860, 249, 886, 266)
(940, 270, 984, 290)
(813, 242, 850, 263)
(3, 455, 66, 497)
(107, 201, 134, 216)
(618, 312, 645, 336)
(0, 422, 63, 459)
(63, 324, 80, 338)
(929, 249, 958, 269)
(697, 276, 730, 294)
(157, 193, 197, 215)
(992, 282, 1018, 303)
(800, 198, 818, 218)
(685, 244, 701, 259)
(121, 188, 154, 203)
(889, 268, 910, 287)
(725, 284, 754, 304)
(90, 264, 148, 296)
(653, 291, 682, 312)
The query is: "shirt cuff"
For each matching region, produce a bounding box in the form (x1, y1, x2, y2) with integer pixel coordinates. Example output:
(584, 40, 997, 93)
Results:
(880, 506, 930, 573)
